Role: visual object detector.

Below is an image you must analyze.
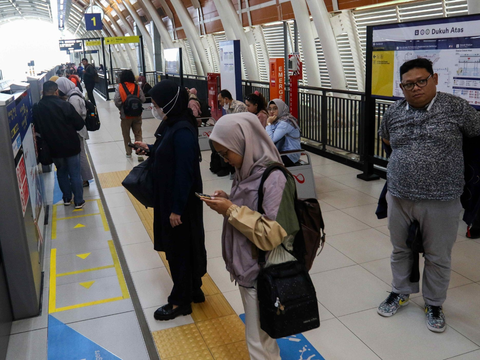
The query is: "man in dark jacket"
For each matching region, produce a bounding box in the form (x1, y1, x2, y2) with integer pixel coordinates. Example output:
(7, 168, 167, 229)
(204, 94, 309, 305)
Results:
(81, 58, 97, 105)
(33, 81, 86, 208)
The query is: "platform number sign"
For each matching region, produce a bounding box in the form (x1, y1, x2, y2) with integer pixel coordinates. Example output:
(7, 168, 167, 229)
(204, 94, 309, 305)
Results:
(85, 13, 102, 31)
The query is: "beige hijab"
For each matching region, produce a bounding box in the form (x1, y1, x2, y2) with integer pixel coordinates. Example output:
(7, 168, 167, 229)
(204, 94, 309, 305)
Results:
(209, 113, 282, 181)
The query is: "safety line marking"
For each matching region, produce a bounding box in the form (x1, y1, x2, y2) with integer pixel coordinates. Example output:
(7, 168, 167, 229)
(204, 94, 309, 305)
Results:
(49, 248, 57, 314)
(52, 205, 58, 240)
(56, 213, 100, 221)
(108, 240, 129, 299)
(97, 199, 110, 232)
(57, 265, 115, 277)
(49, 240, 129, 313)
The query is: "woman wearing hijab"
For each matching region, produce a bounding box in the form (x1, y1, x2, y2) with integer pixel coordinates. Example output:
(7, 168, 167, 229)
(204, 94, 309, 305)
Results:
(266, 99, 301, 166)
(202, 113, 299, 360)
(56, 77, 93, 187)
(134, 80, 207, 321)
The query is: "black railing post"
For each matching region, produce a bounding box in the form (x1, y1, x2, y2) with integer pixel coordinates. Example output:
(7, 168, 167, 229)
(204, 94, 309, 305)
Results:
(244, 81, 253, 98)
(321, 89, 327, 151)
(101, 37, 109, 100)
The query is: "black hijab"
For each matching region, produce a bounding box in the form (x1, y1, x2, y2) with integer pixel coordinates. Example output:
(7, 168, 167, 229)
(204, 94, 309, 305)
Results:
(149, 79, 197, 133)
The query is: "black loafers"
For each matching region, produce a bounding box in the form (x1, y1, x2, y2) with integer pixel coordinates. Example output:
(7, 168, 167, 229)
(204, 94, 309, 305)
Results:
(154, 303, 192, 321)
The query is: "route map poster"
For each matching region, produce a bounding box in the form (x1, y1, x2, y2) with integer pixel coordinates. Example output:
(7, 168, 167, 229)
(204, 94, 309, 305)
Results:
(370, 15, 480, 107)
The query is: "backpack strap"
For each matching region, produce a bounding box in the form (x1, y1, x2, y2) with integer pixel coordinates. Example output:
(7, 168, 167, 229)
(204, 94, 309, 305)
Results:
(121, 83, 132, 96)
(257, 163, 297, 265)
(134, 84, 139, 96)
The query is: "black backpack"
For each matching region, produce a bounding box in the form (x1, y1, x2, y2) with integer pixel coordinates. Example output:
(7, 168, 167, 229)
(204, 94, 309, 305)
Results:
(258, 164, 325, 271)
(121, 83, 143, 117)
(69, 93, 100, 131)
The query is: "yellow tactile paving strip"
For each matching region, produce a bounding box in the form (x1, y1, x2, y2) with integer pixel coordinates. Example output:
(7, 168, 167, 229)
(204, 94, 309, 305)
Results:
(98, 170, 248, 359)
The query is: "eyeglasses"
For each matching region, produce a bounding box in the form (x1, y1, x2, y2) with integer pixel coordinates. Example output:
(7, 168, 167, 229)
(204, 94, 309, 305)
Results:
(401, 74, 433, 91)
(217, 149, 229, 160)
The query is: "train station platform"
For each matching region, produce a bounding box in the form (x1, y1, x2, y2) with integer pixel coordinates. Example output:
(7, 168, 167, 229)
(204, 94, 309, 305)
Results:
(6, 94, 480, 360)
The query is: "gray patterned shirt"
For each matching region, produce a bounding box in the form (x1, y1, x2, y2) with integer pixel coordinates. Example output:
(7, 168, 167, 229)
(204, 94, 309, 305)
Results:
(226, 99, 247, 114)
(379, 92, 480, 201)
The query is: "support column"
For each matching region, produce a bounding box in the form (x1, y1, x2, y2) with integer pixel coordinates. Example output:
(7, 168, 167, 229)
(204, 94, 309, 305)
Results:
(137, 0, 175, 49)
(105, 13, 139, 75)
(306, 0, 347, 90)
(114, 0, 154, 71)
(212, 0, 258, 80)
(290, 0, 322, 87)
(103, 20, 130, 69)
(343, 10, 365, 91)
(169, 0, 211, 75)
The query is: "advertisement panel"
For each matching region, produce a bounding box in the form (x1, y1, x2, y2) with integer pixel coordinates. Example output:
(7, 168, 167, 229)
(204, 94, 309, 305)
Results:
(269, 58, 285, 102)
(219, 40, 242, 101)
(370, 14, 480, 107)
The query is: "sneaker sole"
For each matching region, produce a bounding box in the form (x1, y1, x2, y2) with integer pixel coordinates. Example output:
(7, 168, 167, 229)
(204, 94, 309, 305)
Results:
(377, 299, 410, 317)
(426, 320, 446, 333)
(74, 202, 86, 209)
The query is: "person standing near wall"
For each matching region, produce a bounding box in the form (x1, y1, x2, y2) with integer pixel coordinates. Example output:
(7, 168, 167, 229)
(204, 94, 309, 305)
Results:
(377, 58, 480, 332)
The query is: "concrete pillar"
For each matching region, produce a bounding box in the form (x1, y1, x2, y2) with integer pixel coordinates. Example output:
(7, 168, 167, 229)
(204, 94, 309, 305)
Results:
(116, 0, 154, 71)
(305, 0, 347, 90)
(105, 13, 139, 75)
(290, 0, 322, 87)
(137, 0, 175, 49)
(212, 0, 258, 80)
(343, 10, 365, 91)
(169, 0, 211, 75)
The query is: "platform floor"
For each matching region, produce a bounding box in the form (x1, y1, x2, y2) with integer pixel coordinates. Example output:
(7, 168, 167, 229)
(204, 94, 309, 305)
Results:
(6, 94, 480, 360)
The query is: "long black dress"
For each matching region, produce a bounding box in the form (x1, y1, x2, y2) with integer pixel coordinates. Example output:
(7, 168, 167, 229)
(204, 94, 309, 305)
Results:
(149, 82, 207, 306)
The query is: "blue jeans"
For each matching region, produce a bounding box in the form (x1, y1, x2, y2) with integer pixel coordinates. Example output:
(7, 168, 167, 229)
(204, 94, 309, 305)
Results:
(53, 154, 84, 205)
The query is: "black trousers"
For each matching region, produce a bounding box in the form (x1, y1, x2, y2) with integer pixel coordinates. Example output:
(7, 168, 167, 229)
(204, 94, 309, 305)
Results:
(281, 155, 296, 167)
(167, 250, 203, 306)
(85, 83, 96, 105)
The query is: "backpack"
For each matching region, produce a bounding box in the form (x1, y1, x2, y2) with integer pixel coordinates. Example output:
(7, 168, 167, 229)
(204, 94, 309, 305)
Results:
(194, 98, 211, 118)
(258, 163, 325, 271)
(121, 83, 143, 117)
(69, 93, 100, 131)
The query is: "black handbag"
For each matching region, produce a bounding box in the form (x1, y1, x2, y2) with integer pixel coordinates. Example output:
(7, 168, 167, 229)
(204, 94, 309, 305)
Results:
(257, 260, 320, 339)
(122, 157, 154, 208)
(255, 166, 320, 339)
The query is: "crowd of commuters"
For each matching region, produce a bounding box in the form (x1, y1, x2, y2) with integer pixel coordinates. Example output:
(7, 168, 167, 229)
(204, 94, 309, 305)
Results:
(35, 57, 479, 359)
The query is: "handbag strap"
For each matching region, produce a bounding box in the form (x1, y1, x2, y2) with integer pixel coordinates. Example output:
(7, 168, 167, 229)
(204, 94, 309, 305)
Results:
(257, 163, 298, 266)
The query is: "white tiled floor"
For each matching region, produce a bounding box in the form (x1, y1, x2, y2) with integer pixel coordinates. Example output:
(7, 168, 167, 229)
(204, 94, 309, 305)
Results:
(9, 96, 480, 360)
(87, 98, 480, 359)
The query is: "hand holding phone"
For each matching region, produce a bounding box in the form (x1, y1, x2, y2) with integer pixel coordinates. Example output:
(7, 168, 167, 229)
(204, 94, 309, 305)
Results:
(195, 192, 212, 199)
(128, 143, 139, 149)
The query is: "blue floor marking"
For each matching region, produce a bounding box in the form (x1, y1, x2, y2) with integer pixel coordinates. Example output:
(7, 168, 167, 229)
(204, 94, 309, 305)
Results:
(52, 171, 62, 204)
(48, 315, 121, 360)
(239, 313, 325, 360)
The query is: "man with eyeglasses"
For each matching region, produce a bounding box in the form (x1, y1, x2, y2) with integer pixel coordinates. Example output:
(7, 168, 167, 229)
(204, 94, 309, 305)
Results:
(377, 58, 480, 333)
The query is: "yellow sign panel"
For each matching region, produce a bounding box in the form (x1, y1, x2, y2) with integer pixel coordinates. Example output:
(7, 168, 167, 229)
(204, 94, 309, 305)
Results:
(105, 36, 140, 45)
(85, 40, 101, 47)
(371, 51, 395, 97)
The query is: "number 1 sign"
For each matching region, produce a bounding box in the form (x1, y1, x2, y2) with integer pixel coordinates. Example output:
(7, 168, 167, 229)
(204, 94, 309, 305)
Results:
(85, 13, 102, 31)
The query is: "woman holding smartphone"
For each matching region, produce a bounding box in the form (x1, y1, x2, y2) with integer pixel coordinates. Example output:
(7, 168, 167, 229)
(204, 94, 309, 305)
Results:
(202, 113, 299, 359)
(134, 80, 206, 320)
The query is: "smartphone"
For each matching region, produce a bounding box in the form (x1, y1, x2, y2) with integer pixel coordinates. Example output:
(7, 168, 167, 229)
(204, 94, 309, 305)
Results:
(195, 192, 212, 199)
(127, 143, 139, 149)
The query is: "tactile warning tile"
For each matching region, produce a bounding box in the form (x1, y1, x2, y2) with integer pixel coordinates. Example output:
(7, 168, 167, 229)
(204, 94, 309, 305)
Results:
(97, 170, 131, 189)
(210, 341, 250, 360)
(196, 314, 246, 348)
(164, 353, 214, 360)
(192, 293, 235, 322)
(201, 274, 221, 296)
(152, 324, 211, 359)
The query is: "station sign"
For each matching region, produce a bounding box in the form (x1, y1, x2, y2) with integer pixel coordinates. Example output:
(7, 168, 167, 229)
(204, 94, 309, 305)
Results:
(104, 36, 139, 45)
(85, 13, 103, 31)
(85, 40, 102, 47)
